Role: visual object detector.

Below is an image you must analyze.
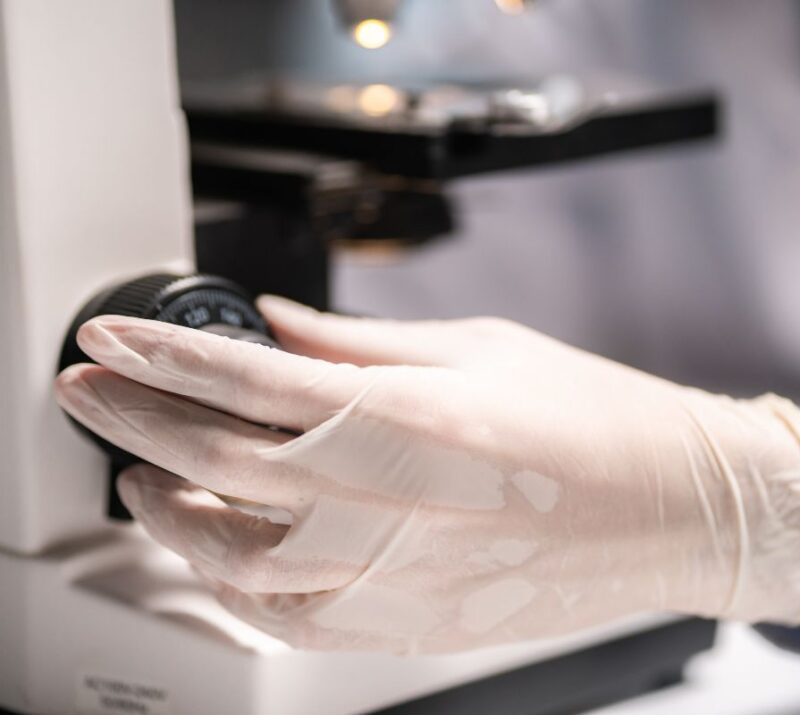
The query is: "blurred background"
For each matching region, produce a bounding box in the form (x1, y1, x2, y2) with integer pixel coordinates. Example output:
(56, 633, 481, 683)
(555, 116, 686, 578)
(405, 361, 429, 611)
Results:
(175, 0, 800, 398)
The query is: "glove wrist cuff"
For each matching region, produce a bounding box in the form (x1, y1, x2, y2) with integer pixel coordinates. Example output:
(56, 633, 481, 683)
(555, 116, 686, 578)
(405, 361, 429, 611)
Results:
(755, 393, 800, 448)
(720, 393, 800, 624)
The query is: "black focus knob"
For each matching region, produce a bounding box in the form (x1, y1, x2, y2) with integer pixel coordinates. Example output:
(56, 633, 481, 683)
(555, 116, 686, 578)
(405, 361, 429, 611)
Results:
(60, 272, 277, 370)
(59, 272, 279, 519)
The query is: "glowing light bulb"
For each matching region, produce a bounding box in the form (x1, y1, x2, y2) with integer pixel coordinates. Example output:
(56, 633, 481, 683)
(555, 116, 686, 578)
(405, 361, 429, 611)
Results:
(358, 84, 401, 117)
(352, 19, 392, 49)
(494, 0, 527, 15)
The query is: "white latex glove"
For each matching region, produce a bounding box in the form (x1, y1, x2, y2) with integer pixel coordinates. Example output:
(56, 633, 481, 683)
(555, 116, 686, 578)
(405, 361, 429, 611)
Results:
(55, 298, 800, 653)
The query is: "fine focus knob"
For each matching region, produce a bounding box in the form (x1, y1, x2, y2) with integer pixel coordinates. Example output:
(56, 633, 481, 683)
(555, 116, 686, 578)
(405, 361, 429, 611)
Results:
(59, 272, 279, 518)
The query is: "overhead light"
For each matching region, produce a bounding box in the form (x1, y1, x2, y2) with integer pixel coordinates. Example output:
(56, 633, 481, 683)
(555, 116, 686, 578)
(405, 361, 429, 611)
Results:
(494, 0, 529, 15)
(352, 18, 392, 49)
(333, 0, 401, 48)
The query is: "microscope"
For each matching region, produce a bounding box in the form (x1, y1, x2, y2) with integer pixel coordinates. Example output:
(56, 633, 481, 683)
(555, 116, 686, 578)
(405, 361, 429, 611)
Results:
(0, 1, 719, 713)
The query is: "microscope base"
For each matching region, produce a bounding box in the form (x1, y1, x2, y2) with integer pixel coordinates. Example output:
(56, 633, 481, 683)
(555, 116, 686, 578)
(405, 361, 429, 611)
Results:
(0, 528, 715, 715)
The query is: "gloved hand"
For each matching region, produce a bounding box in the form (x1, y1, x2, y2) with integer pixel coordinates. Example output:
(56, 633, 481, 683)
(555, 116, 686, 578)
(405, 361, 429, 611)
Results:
(55, 298, 800, 653)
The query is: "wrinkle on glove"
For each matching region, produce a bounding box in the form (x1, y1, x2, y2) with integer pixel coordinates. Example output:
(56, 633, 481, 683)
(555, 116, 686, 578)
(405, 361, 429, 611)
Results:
(55, 302, 800, 653)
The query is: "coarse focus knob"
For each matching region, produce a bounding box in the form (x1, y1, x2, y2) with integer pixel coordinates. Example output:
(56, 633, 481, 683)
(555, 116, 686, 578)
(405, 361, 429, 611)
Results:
(58, 272, 279, 519)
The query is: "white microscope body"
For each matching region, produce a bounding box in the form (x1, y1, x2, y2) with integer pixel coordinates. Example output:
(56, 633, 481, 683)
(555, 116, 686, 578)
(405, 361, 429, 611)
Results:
(0, 2, 695, 714)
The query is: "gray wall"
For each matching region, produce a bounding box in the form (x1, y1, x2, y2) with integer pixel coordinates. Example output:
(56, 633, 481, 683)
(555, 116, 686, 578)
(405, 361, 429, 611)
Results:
(175, 0, 800, 397)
